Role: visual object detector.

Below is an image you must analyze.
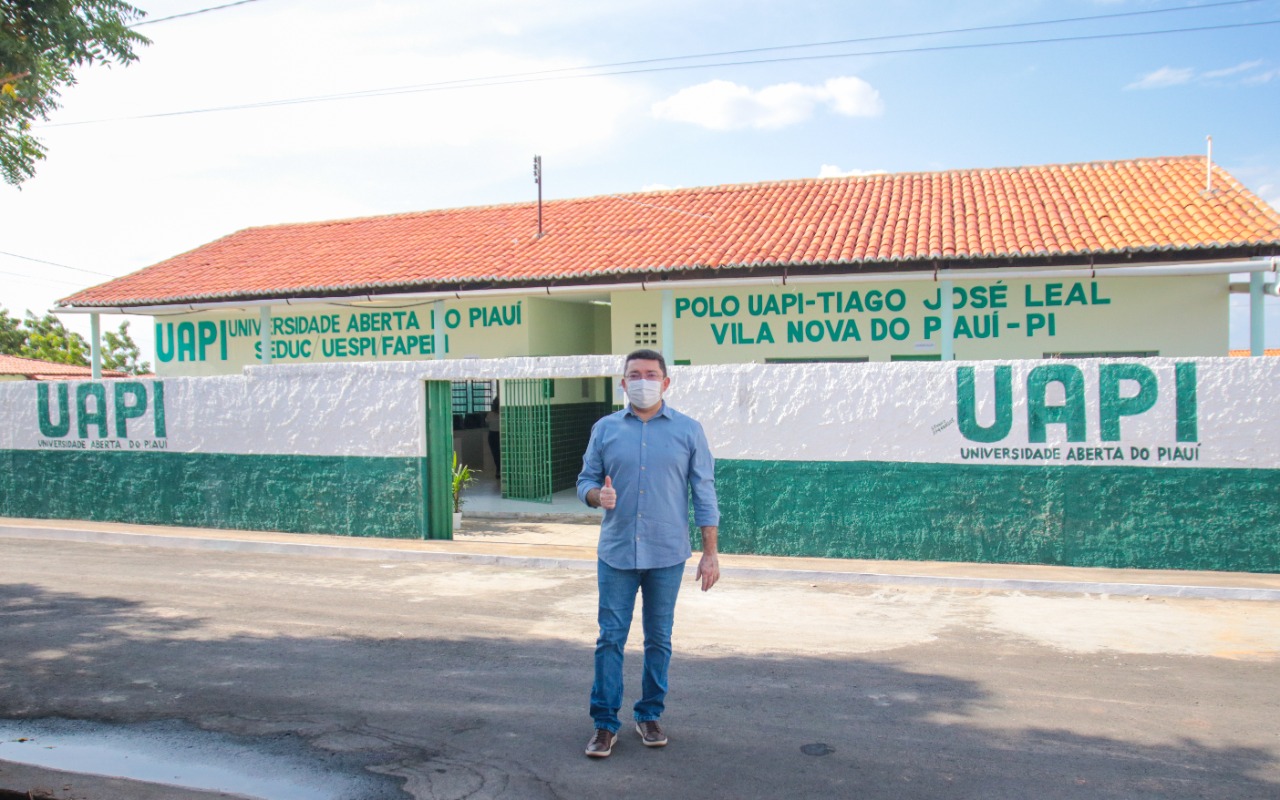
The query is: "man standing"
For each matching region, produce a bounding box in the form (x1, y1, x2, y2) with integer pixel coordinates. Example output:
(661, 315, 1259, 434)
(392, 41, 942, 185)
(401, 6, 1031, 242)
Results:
(576, 348, 720, 759)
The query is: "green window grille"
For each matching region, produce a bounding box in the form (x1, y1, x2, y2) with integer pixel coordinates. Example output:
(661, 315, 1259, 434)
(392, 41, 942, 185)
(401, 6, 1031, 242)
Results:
(501, 379, 553, 502)
(452, 380, 495, 415)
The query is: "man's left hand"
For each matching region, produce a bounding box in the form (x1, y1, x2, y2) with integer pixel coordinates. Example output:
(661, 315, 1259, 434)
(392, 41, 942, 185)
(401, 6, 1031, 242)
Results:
(695, 552, 720, 592)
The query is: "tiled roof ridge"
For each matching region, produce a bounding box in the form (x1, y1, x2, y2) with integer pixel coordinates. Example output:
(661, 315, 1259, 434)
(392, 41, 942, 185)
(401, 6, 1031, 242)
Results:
(239, 154, 1217, 234)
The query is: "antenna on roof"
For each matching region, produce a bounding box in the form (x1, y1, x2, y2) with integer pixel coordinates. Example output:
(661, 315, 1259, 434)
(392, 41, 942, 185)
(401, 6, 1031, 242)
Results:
(533, 154, 544, 238)
(1205, 135, 1213, 193)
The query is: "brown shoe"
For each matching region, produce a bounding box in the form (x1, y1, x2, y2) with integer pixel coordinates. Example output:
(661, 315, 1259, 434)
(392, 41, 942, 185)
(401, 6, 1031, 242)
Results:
(635, 720, 668, 747)
(585, 728, 618, 758)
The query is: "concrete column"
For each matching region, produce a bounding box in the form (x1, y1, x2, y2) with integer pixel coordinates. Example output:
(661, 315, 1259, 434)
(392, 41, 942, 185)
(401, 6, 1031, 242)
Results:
(661, 289, 675, 363)
(1251, 272, 1265, 356)
(940, 279, 955, 361)
(433, 301, 446, 360)
(90, 312, 101, 380)
(259, 306, 272, 364)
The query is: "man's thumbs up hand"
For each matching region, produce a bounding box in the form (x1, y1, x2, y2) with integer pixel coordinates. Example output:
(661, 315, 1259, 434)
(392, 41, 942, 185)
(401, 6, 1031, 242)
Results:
(598, 475, 617, 510)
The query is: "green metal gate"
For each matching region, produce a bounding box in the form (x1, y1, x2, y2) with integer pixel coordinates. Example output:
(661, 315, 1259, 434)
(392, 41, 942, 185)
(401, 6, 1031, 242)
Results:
(422, 380, 455, 538)
(501, 378, 553, 502)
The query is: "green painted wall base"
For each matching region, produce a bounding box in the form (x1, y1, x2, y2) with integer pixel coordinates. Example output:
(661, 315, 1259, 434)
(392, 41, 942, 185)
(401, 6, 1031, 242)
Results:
(0, 450, 426, 539)
(713, 460, 1280, 573)
(6, 449, 1277, 571)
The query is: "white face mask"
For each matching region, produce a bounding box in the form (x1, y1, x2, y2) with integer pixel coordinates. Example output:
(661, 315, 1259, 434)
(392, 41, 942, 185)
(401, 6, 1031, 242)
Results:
(625, 378, 663, 409)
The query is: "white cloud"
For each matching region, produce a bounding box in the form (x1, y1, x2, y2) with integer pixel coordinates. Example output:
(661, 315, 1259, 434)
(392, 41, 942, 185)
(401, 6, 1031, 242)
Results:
(1127, 60, 1277, 90)
(651, 77, 883, 131)
(641, 183, 682, 192)
(1202, 60, 1264, 79)
(1125, 67, 1194, 90)
(817, 165, 887, 179)
(1243, 69, 1280, 85)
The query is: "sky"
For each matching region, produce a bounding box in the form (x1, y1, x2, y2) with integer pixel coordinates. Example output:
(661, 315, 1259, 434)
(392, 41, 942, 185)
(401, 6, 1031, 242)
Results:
(2, 0, 1278, 367)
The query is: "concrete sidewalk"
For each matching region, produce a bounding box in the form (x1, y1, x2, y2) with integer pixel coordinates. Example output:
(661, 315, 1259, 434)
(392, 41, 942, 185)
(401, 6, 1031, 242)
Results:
(2, 515, 1278, 601)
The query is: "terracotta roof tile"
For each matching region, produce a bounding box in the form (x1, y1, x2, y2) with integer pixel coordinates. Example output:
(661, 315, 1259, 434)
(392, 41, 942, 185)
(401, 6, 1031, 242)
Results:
(0, 354, 128, 379)
(1229, 349, 1280, 357)
(61, 156, 1280, 308)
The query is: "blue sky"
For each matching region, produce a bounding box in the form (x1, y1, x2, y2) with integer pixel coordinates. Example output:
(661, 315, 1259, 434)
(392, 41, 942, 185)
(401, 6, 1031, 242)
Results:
(3, 0, 1277, 363)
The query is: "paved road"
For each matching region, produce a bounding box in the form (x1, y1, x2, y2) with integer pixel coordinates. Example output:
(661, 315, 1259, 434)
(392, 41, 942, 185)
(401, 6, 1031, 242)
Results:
(1, 535, 1278, 799)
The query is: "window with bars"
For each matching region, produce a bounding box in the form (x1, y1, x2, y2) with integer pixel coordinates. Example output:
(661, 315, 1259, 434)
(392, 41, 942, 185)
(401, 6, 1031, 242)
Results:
(634, 322, 658, 347)
(452, 380, 495, 429)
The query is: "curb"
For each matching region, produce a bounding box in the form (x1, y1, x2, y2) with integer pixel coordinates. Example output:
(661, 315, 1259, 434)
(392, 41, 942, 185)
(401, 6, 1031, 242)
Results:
(5, 524, 1279, 602)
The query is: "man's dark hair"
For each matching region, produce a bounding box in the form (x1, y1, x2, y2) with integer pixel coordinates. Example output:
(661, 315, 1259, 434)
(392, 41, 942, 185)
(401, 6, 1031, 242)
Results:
(624, 348, 667, 377)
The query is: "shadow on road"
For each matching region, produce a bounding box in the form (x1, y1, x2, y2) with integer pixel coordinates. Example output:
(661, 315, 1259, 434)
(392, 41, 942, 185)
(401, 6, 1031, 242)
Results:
(0, 581, 1276, 800)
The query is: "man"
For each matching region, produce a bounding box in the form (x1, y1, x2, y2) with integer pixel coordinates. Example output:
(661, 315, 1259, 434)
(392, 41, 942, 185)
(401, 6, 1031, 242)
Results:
(576, 348, 720, 759)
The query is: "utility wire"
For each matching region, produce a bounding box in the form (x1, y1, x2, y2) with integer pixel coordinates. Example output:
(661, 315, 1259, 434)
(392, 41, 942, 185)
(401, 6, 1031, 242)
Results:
(98, 0, 1271, 113)
(46, 16, 1280, 127)
(149, 0, 1265, 111)
(132, 0, 264, 27)
(0, 250, 115, 277)
(339, 0, 1263, 92)
(0, 268, 87, 288)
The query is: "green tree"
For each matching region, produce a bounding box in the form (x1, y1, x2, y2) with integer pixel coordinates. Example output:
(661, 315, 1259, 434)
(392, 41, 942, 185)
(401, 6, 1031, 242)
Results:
(1, 0, 149, 185)
(20, 309, 88, 364)
(0, 305, 23, 353)
(101, 318, 147, 374)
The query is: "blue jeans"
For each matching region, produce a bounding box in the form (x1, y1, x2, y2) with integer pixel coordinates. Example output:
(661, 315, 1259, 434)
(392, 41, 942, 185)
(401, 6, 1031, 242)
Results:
(590, 560, 684, 733)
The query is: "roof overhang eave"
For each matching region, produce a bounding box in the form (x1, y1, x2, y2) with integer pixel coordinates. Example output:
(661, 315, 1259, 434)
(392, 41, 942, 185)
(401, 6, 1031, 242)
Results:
(54, 252, 1280, 315)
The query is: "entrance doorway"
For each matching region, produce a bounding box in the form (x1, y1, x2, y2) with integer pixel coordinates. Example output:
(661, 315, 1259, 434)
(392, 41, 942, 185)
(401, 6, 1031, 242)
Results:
(499, 377, 614, 503)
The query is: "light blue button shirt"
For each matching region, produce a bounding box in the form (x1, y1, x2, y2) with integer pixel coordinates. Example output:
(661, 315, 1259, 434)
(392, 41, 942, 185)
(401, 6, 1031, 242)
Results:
(577, 402, 720, 570)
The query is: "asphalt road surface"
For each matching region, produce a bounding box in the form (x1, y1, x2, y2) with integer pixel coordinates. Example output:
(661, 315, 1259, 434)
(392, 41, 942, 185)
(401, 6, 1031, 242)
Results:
(1, 535, 1278, 799)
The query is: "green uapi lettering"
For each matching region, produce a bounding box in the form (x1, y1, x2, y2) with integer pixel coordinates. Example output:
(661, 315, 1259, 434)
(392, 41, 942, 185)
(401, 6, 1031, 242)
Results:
(1175, 362, 1198, 442)
(197, 321, 217, 361)
(956, 366, 1013, 443)
(1098, 363, 1157, 441)
(1027, 364, 1086, 443)
(37, 383, 71, 437)
(76, 382, 109, 439)
(156, 322, 174, 362)
(177, 322, 197, 362)
(113, 382, 148, 438)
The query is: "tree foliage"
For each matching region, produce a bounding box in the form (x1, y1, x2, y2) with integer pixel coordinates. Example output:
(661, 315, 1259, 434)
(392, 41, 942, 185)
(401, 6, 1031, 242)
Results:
(19, 309, 88, 364)
(0, 304, 22, 352)
(101, 318, 148, 374)
(1, 0, 149, 185)
(0, 306, 149, 374)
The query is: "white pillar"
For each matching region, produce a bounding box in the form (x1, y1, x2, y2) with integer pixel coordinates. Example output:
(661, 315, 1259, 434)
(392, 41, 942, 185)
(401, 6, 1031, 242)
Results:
(1250, 272, 1265, 356)
(661, 289, 675, 363)
(433, 301, 446, 359)
(940, 279, 955, 361)
(259, 306, 272, 364)
(90, 312, 101, 379)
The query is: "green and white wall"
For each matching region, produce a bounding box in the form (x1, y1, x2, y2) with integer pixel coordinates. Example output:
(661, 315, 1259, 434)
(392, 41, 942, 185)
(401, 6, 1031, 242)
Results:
(664, 357, 1280, 572)
(3, 356, 1277, 572)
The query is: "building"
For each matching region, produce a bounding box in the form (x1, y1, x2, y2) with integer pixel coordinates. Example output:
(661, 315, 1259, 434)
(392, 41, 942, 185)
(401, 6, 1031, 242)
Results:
(9, 156, 1276, 569)
(59, 156, 1280, 377)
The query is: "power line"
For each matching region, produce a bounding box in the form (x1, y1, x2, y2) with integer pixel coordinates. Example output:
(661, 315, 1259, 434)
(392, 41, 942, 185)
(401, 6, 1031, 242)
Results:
(0, 268, 87, 288)
(132, 0, 264, 27)
(123, 0, 1265, 109)
(45, 15, 1280, 127)
(0, 250, 115, 277)
(167, 0, 1269, 110)
(377, 0, 1265, 85)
